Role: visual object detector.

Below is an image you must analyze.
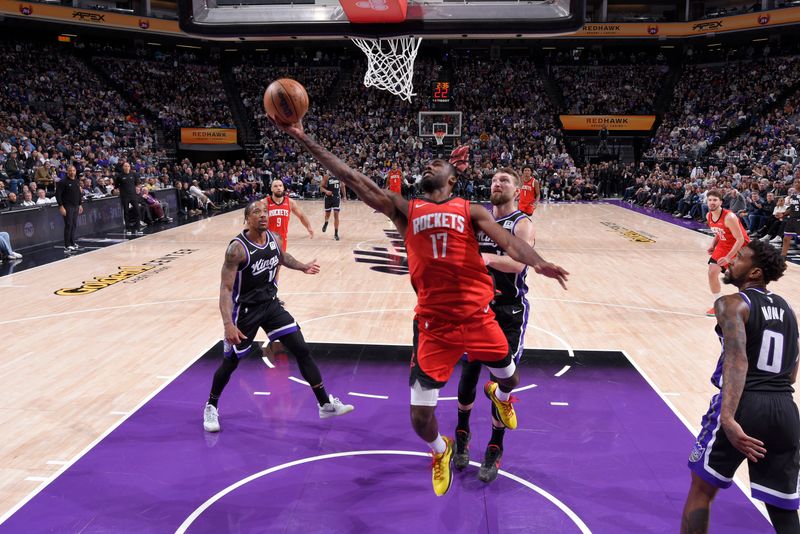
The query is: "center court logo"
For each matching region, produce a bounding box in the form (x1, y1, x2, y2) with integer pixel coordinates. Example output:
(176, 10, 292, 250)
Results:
(55, 249, 198, 296)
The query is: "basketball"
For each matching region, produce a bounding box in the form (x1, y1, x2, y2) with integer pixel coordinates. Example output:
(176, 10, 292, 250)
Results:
(263, 78, 309, 125)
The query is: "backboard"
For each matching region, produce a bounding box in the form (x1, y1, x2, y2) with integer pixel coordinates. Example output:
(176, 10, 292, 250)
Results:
(178, 0, 585, 39)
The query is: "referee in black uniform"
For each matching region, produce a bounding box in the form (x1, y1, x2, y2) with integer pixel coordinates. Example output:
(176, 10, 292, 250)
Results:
(55, 165, 83, 252)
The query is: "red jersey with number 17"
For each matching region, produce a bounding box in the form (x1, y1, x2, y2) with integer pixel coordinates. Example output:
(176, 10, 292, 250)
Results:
(405, 197, 494, 320)
(266, 196, 291, 250)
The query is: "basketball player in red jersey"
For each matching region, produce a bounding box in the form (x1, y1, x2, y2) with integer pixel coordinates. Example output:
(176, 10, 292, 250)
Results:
(274, 121, 569, 496)
(518, 166, 540, 216)
(706, 189, 750, 316)
(265, 179, 314, 251)
(387, 163, 404, 196)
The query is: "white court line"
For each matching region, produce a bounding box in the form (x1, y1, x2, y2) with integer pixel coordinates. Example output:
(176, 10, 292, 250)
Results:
(0, 293, 414, 326)
(174, 450, 591, 534)
(530, 297, 700, 318)
(621, 350, 769, 521)
(288, 376, 310, 386)
(24, 477, 49, 483)
(261, 356, 275, 369)
(0, 292, 705, 327)
(554, 365, 571, 377)
(0, 345, 205, 526)
(439, 396, 458, 401)
(253, 392, 271, 396)
(108, 411, 129, 416)
(513, 383, 538, 393)
(348, 392, 389, 400)
(527, 325, 575, 357)
(550, 402, 569, 406)
(45, 461, 68, 466)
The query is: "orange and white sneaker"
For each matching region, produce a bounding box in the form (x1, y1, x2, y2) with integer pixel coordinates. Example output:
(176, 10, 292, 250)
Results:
(431, 436, 454, 496)
(706, 307, 716, 317)
(484, 381, 518, 430)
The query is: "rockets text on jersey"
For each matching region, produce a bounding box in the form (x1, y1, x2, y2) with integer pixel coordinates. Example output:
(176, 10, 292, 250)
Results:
(405, 197, 495, 320)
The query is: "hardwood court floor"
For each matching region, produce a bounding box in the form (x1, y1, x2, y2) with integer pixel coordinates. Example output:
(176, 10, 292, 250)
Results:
(1, 200, 798, 519)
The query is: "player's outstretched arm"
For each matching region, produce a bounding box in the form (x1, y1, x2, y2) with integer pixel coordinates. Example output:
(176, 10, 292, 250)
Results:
(482, 218, 535, 274)
(273, 234, 320, 274)
(717, 295, 766, 462)
(273, 120, 404, 220)
(471, 205, 568, 289)
(220, 241, 247, 344)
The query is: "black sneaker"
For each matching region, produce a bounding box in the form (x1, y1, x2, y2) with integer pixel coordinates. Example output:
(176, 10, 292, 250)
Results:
(322, 221, 328, 233)
(453, 430, 471, 471)
(478, 445, 502, 483)
(334, 234, 340, 241)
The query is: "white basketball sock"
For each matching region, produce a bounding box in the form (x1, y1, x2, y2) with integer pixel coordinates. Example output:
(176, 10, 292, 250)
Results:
(428, 434, 446, 454)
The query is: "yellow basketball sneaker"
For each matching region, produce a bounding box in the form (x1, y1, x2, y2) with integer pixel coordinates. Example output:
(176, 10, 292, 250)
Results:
(431, 436, 454, 496)
(484, 381, 518, 430)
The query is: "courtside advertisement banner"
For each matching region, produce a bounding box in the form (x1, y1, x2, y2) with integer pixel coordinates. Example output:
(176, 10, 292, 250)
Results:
(559, 115, 656, 131)
(2, 0, 180, 34)
(180, 128, 238, 145)
(572, 7, 800, 37)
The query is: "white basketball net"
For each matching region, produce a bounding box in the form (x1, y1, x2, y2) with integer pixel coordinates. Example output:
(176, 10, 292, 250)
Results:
(350, 36, 422, 102)
(433, 131, 446, 145)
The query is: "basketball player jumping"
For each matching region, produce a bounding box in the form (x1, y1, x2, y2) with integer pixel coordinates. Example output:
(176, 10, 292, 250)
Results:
(706, 190, 750, 316)
(266, 179, 314, 251)
(274, 120, 569, 496)
(683, 239, 799, 534)
(518, 166, 540, 217)
(454, 167, 535, 483)
(321, 173, 346, 241)
(203, 201, 353, 433)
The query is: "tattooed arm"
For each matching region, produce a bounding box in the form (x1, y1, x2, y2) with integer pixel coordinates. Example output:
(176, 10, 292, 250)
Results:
(717, 294, 766, 462)
(220, 241, 247, 345)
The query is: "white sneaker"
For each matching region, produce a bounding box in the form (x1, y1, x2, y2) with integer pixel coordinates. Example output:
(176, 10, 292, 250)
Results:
(9, 252, 22, 259)
(770, 236, 783, 243)
(203, 404, 220, 432)
(319, 395, 354, 419)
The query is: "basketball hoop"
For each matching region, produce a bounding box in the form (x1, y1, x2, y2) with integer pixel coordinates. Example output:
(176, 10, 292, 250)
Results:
(433, 130, 446, 146)
(350, 36, 422, 102)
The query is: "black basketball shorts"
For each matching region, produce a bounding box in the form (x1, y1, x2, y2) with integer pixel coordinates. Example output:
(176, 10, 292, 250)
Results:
(688, 390, 800, 510)
(784, 219, 800, 237)
(324, 196, 341, 212)
(223, 298, 299, 358)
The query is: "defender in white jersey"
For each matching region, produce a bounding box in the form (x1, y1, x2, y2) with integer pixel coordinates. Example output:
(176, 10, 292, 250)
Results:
(203, 201, 353, 433)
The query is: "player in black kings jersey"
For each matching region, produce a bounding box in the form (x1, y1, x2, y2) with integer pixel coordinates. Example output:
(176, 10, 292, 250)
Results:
(321, 173, 345, 241)
(454, 168, 537, 483)
(781, 179, 800, 259)
(203, 201, 353, 432)
(683, 239, 799, 534)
